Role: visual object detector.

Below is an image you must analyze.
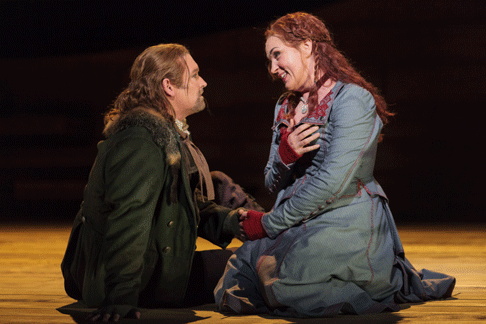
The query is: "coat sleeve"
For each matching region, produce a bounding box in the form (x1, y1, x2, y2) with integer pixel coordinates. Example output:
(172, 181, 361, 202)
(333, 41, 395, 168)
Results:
(196, 191, 237, 248)
(262, 86, 380, 238)
(101, 134, 165, 308)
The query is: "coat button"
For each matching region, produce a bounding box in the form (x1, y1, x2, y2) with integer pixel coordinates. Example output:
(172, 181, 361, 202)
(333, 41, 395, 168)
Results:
(162, 246, 171, 254)
(167, 221, 174, 227)
(81, 216, 86, 223)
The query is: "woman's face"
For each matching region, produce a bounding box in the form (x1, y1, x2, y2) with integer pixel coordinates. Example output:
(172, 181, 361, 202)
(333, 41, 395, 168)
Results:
(265, 36, 314, 92)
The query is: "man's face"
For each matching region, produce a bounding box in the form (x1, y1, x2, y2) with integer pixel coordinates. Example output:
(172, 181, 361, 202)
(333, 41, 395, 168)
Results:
(172, 54, 207, 120)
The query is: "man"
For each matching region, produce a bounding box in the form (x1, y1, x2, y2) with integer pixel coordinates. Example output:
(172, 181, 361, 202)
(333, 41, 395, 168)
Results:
(61, 44, 261, 321)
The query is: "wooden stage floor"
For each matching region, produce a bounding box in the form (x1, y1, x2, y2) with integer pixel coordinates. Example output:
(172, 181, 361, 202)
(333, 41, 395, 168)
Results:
(0, 223, 485, 323)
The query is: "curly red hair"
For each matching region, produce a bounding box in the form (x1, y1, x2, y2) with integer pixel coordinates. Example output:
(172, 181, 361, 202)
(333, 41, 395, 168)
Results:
(266, 12, 393, 126)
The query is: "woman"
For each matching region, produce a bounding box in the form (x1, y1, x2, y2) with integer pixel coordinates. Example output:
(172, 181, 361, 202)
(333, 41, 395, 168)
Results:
(214, 12, 455, 317)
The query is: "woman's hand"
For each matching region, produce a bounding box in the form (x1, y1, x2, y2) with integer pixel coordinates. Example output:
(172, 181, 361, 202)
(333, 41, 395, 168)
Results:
(286, 119, 320, 156)
(86, 305, 141, 322)
(239, 210, 268, 240)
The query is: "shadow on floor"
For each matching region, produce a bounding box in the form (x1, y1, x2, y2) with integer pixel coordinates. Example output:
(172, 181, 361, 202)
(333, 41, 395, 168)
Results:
(58, 301, 406, 323)
(242, 311, 405, 324)
(57, 302, 209, 324)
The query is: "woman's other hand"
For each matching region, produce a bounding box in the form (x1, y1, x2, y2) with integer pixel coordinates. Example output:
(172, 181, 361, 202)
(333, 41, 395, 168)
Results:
(286, 119, 320, 156)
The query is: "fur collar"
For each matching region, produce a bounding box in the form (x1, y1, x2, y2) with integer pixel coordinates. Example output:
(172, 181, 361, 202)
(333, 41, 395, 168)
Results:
(102, 108, 181, 166)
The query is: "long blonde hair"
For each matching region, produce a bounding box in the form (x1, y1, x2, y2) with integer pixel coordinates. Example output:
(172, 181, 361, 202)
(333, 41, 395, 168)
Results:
(105, 43, 189, 124)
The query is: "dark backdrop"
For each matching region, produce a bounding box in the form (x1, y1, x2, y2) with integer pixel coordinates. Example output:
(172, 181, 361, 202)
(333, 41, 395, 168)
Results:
(1, 0, 484, 225)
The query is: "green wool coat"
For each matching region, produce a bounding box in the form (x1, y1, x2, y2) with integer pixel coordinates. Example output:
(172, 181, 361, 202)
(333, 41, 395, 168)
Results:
(61, 108, 236, 310)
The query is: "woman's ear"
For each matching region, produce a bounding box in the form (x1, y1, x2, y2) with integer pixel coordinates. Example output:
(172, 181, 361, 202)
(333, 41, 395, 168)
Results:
(162, 78, 174, 97)
(300, 39, 313, 58)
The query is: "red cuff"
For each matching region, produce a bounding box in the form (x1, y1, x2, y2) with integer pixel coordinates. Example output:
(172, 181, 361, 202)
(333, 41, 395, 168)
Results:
(279, 130, 302, 165)
(242, 210, 267, 240)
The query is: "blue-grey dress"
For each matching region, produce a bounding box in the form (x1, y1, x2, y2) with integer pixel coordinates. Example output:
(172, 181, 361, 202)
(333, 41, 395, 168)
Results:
(214, 82, 455, 317)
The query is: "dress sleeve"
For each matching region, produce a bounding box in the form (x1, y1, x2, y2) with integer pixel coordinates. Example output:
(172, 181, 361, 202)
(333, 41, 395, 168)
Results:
(264, 102, 294, 193)
(262, 86, 380, 238)
(101, 134, 165, 307)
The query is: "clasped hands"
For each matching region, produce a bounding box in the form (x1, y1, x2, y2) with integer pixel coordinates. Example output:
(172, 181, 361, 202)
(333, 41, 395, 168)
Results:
(238, 209, 249, 240)
(238, 209, 267, 240)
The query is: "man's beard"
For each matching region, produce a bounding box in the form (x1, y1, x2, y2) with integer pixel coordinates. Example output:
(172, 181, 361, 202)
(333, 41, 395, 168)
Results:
(191, 96, 207, 114)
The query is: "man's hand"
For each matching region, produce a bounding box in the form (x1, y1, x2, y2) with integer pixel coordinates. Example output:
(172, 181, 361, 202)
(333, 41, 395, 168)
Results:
(238, 209, 248, 240)
(86, 305, 141, 322)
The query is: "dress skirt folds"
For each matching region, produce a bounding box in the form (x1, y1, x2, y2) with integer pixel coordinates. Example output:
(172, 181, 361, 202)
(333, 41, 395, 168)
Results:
(214, 190, 455, 317)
